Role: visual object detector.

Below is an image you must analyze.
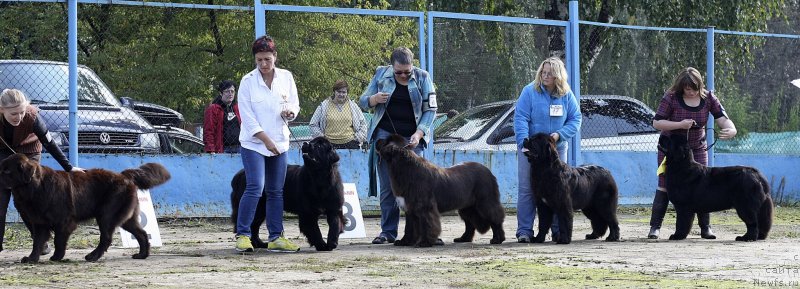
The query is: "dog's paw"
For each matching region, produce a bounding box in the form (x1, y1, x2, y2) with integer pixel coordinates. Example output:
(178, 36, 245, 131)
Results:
(532, 235, 546, 243)
(668, 234, 686, 240)
(415, 241, 433, 248)
(393, 238, 412, 246)
(314, 244, 334, 251)
(84, 252, 102, 262)
(555, 239, 571, 245)
(489, 237, 504, 245)
(21, 256, 38, 263)
(585, 233, 601, 240)
(132, 253, 148, 259)
(453, 237, 471, 243)
(252, 240, 269, 249)
(735, 235, 756, 242)
(49, 255, 64, 262)
(605, 235, 620, 242)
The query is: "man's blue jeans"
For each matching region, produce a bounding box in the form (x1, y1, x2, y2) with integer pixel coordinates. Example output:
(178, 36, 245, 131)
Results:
(236, 147, 287, 241)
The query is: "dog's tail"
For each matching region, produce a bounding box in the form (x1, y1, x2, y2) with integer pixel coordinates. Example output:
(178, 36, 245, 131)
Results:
(757, 173, 773, 240)
(121, 163, 171, 190)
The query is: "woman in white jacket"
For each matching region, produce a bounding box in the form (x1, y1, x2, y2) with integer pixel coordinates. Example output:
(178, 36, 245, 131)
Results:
(233, 35, 301, 253)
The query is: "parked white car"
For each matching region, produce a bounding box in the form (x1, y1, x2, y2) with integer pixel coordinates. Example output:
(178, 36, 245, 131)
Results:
(434, 95, 659, 151)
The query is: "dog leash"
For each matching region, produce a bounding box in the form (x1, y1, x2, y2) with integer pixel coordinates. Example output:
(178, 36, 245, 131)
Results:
(0, 136, 16, 154)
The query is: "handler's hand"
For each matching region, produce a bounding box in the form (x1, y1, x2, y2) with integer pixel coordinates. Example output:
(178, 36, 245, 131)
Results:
(71, 167, 85, 173)
(718, 128, 737, 139)
(408, 130, 424, 149)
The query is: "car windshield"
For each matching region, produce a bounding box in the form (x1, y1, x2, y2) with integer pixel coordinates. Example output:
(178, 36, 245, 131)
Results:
(435, 102, 512, 142)
(581, 98, 657, 138)
(0, 62, 120, 106)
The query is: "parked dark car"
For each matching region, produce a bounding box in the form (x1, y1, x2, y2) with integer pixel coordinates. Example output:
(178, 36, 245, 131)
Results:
(0, 59, 161, 154)
(121, 97, 184, 126)
(434, 95, 659, 151)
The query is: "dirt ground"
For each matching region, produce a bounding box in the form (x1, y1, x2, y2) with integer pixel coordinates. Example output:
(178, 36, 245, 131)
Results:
(0, 207, 798, 288)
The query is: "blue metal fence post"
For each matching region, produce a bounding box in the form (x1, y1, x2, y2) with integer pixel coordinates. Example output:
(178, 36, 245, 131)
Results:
(706, 26, 715, 166)
(568, 0, 580, 167)
(427, 12, 434, 81)
(68, 0, 79, 165)
(255, 0, 265, 37)
(418, 15, 426, 72)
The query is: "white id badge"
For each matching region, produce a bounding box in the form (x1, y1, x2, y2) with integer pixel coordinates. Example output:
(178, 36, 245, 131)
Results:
(550, 104, 564, 116)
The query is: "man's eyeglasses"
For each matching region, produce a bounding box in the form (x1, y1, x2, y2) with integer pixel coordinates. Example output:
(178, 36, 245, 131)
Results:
(394, 70, 412, 76)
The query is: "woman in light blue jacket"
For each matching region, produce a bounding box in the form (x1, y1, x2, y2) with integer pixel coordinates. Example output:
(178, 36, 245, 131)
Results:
(513, 57, 582, 243)
(358, 47, 437, 244)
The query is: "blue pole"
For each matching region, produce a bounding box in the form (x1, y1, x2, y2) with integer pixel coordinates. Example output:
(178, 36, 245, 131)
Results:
(418, 16, 426, 72)
(706, 26, 715, 166)
(255, 0, 265, 37)
(68, 0, 79, 165)
(568, 0, 580, 167)
(427, 12, 434, 81)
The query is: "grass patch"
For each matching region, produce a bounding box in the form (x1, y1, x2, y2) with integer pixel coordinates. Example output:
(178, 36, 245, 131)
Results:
(438, 259, 758, 289)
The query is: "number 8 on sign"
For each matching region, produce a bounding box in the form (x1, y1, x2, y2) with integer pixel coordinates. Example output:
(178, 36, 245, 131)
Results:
(340, 183, 366, 238)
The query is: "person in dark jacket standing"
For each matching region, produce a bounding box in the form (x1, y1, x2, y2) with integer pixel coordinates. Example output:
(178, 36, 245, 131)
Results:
(0, 88, 84, 252)
(204, 80, 241, 153)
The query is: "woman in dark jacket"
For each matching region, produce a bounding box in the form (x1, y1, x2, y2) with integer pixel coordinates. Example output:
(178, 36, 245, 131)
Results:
(203, 80, 241, 153)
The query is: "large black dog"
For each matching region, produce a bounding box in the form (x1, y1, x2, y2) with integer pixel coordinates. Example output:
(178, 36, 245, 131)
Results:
(658, 134, 773, 241)
(0, 153, 170, 263)
(231, 137, 346, 251)
(376, 134, 505, 247)
(523, 133, 620, 244)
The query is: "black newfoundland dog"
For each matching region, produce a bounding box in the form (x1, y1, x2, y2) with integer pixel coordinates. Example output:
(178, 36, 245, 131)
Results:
(658, 134, 773, 241)
(0, 153, 170, 263)
(231, 137, 346, 251)
(376, 134, 505, 247)
(522, 133, 620, 244)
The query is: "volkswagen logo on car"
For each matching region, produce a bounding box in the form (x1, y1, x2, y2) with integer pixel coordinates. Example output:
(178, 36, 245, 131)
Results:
(99, 132, 111, 144)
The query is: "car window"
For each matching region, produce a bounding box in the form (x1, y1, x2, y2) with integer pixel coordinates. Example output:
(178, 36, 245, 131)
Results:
(582, 98, 657, 137)
(0, 63, 119, 106)
(168, 133, 204, 154)
(435, 103, 512, 142)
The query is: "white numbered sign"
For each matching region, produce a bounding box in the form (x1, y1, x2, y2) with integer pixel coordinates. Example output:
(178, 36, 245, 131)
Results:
(339, 183, 366, 239)
(119, 189, 163, 247)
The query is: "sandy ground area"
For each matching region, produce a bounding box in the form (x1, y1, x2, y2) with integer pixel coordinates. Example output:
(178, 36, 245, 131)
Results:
(0, 208, 798, 288)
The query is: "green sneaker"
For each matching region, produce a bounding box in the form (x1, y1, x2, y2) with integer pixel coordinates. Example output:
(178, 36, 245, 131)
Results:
(235, 235, 254, 252)
(267, 236, 300, 253)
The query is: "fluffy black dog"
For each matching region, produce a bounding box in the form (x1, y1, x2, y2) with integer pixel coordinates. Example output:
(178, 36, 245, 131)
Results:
(0, 153, 170, 263)
(376, 134, 505, 247)
(523, 133, 620, 244)
(231, 137, 346, 251)
(658, 134, 773, 241)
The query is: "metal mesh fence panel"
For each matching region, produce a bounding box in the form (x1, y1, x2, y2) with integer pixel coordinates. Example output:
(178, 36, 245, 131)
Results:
(431, 18, 555, 151)
(263, 11, 420, 149)
(713, 34, 800, 154)
(580, 25, 707, 151)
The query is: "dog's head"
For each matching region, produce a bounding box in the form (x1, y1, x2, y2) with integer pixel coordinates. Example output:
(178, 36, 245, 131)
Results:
(658, 133, 694, 165)
(375, 134, 409, 163)
(0, 153, 40, 189)
(301, 136, 340, 169)
(522, 133, 559, 165)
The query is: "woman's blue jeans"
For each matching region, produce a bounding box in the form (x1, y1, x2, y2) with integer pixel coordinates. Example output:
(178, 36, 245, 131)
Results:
(236, 147, 287, 241)
(375, 128, 424, 240)
(516, 145, 565, 239)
